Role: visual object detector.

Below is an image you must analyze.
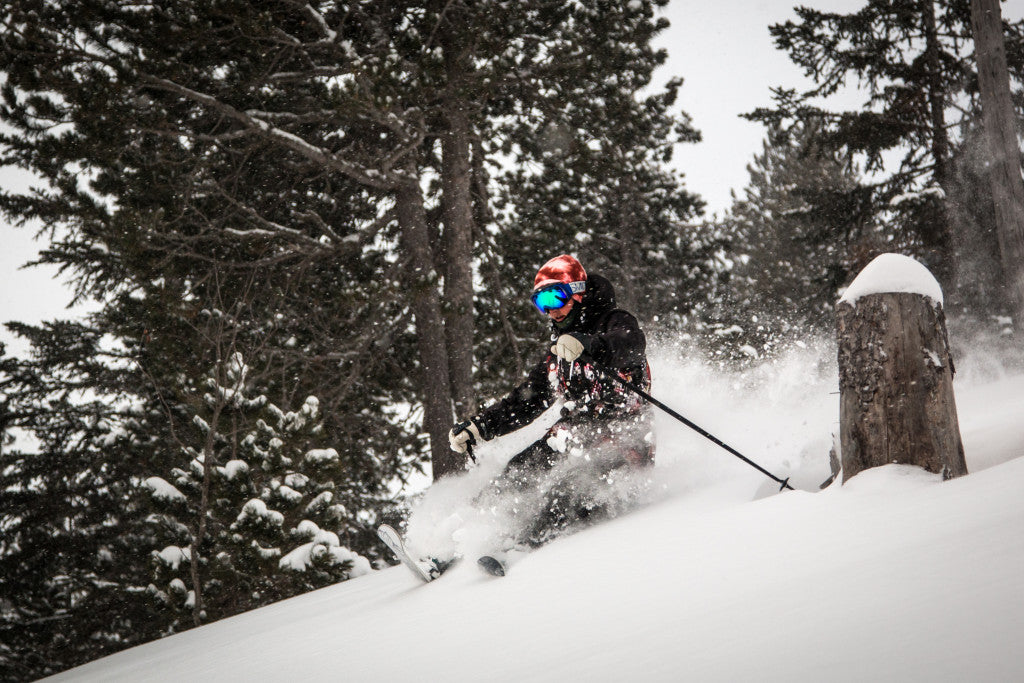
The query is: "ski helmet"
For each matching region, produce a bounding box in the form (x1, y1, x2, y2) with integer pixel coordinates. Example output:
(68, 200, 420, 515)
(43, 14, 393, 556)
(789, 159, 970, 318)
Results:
(533, 254, 587, 295)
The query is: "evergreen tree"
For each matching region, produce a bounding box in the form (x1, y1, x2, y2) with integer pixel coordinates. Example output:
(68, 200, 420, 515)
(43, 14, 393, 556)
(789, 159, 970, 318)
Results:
(0, 1, 415, 668)
(144, 350, 372, 631)
(0, 1, 712, 672)
(944, 121, 1010, 316)
(496, 75, 709, 320)
(0, 0, 713, 474)
(747, 0, 1024, 294)
(968, 0, 1024, 324)
(0, 321, 168, 680)
(476, 0, 714, 392)
(714, 120, 872, 357)
(0, 0, 458, 473)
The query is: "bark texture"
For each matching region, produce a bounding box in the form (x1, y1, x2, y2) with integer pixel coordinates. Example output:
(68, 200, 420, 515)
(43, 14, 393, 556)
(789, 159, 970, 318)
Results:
(921, 0, 954, 285)
(439, 12, 479, 421)
(440, 103, 478, 419)
(395, 177, 461, 479)
(970, 0, 1024, 322)
(837, 292, 967, 482)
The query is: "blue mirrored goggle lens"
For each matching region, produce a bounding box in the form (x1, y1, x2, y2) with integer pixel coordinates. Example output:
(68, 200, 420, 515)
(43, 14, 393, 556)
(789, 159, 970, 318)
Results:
(531, 284, 572, 313)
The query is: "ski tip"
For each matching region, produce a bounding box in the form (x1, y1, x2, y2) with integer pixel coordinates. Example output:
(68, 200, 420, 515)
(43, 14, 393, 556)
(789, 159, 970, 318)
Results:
(376, 525, 398, 551)
(377, 524, 437, 583)
(477, 555, 506, 577)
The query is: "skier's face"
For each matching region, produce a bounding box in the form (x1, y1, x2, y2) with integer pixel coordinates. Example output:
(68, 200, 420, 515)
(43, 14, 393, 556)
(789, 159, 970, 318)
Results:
(547, 298, 574, 323)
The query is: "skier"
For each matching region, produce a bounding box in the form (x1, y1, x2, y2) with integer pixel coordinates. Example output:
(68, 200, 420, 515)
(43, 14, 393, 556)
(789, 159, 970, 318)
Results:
(449, 254, 655, 548)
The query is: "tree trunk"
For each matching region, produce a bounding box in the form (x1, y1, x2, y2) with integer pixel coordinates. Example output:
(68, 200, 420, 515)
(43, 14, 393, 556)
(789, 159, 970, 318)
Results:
(969, 0, 1024, 323)
(439, 15, 478, 420)
(440, 102, 478, 419)
(837, 292, 967, 482)
(394, 177, 462, 479)
(922, 0, 955, 286)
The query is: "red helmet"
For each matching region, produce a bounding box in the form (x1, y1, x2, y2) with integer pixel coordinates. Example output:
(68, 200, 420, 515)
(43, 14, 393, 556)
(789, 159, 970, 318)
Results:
(533, 254, 587, 294)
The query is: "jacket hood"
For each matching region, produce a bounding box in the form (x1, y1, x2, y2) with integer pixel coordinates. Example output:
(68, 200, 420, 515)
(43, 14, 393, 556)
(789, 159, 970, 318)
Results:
(552, 272, 616, 335)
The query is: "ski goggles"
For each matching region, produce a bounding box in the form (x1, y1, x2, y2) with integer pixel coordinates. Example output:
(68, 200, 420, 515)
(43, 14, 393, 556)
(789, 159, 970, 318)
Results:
(531, 281, 586, 314)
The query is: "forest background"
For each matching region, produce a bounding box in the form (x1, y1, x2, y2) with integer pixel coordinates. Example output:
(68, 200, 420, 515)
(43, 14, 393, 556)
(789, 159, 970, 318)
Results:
(1, 1, 1022, 679)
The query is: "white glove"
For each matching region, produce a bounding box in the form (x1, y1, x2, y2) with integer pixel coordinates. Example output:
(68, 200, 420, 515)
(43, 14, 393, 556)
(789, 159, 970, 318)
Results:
(448, 419, 483, 454)
(551, 334, 587, 363)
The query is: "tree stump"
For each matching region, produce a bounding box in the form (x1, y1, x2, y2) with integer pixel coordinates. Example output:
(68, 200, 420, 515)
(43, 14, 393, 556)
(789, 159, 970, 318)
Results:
(836, 256, 968, 483)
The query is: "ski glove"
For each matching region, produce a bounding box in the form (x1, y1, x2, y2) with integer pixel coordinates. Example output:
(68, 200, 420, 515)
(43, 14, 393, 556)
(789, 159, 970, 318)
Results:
(449, 418, 484, 454)
(551, 333, 592, 363)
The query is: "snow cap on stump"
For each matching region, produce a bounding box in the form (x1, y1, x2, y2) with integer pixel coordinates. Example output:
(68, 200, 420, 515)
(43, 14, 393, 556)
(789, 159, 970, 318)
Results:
(839, 253, 943, 307)
(534, 254, 587, 292)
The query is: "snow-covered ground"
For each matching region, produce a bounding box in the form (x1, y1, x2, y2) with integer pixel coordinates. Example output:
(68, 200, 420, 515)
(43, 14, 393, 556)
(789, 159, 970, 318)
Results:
(49, 339, 1024, 682)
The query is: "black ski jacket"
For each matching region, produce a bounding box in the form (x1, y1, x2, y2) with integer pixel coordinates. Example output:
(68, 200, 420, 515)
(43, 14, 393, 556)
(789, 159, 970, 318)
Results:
(475, 273, 650, 441)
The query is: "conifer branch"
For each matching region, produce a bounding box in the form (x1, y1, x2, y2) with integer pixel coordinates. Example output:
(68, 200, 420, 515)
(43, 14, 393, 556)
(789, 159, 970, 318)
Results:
(139, 76, 400, 190)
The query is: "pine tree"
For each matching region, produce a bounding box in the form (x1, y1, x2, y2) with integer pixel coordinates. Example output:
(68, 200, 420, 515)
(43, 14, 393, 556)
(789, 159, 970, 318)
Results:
(969, 0, 1024, 324)
(0, 321, 169, 679)
(477, 0, 714, 391)
(0, 0, 459, 474)
(746, 0, 1024, 294)
(144, 350, 372, 631)
(0, 2, 418, 668)
(1, 0, 716, 475)
(496, 75, 710, 320)
(714, 120, 872, 357)
(0, 1, 715, 671)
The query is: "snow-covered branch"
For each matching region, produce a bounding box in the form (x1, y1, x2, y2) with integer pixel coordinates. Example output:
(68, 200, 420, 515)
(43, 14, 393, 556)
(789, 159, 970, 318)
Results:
(207, 181, 331, 248)
(140, 75, 398, 190)
(301, 3, 337, 42)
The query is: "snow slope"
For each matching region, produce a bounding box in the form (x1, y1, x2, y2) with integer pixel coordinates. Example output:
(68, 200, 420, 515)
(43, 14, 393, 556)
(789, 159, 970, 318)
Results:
(49, 344, 1024, 682)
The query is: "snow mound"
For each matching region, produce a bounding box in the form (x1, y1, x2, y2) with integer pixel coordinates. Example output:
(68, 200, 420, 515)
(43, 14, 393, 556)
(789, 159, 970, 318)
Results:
(49, 351, 1024, 683)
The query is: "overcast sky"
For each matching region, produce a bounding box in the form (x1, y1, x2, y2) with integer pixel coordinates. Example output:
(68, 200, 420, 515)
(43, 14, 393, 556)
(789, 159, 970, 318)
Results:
(2, 0, 1023, 352)
(656, 0, 859, 215)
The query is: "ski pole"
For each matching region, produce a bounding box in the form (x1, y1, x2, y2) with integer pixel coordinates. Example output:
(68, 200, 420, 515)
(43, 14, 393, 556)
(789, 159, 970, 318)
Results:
(591, 359, 794, 492)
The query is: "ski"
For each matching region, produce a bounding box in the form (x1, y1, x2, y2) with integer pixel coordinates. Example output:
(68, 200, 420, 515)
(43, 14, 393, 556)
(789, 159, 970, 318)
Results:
(477, 555, 506, 577)
(377, 524, 436, 583)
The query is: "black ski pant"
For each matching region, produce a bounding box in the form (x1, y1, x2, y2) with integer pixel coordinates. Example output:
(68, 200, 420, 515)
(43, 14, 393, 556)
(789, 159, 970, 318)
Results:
(489, 411, 655, 546)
